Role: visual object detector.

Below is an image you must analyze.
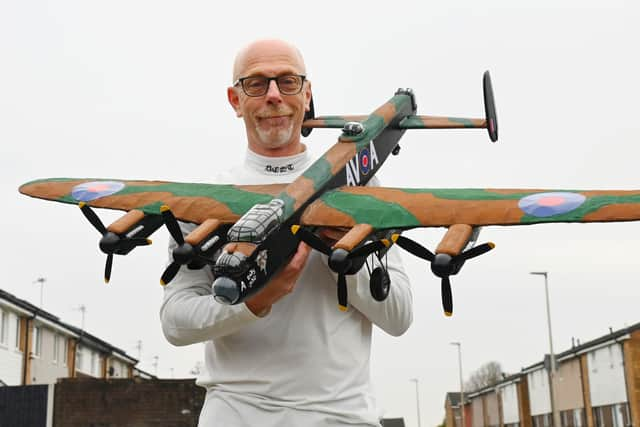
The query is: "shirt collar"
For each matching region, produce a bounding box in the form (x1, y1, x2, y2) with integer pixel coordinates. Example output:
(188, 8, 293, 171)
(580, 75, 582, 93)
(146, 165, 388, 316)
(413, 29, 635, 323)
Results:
(244, 146, 310, 176)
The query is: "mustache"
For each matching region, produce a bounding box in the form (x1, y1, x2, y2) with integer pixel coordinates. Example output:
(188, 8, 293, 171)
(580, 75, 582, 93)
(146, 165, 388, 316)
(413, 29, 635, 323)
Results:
(255, 107, 293, 118)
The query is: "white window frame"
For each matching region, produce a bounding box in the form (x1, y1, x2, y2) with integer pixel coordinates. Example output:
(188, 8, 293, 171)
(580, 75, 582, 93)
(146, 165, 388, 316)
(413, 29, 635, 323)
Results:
(14, 316, 21, 350)
(61, 337, 68, 366)
(33, 325, 42, 357)
(53, 333, 59, 364)
(76, 344, 84, 372)
(0, 309, 8, 346)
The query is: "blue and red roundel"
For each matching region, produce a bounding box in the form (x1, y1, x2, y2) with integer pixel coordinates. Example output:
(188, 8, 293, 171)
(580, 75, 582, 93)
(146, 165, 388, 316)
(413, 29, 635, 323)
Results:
(360, 148, 370, 175)
(71, 181, 126, 202)
(518, 192, 586, 217)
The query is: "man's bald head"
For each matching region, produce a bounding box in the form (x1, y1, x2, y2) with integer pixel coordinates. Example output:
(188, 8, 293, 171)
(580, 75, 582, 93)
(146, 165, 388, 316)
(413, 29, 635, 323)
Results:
(232, 39, 306, 82)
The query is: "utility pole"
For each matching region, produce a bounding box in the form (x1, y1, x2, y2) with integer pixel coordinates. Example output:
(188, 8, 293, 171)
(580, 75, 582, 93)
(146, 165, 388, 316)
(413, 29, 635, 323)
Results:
(33, 277, 46, 308)
(530, 271, 561, 427)
(152, 355, 159, 376)
(450, 342, 465, 427)
(409, 378, 422, 427)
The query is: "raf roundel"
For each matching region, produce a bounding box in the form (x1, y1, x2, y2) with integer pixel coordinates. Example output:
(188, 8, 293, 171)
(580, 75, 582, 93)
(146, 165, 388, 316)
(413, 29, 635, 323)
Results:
(71, 181, 126, 202)
(360, 148, 371, 175)
(518, 192, 586, 217)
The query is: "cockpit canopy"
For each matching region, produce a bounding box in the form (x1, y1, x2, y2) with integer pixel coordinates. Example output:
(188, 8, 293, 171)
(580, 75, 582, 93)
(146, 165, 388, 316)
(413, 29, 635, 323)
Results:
(227, 199, 285, 243)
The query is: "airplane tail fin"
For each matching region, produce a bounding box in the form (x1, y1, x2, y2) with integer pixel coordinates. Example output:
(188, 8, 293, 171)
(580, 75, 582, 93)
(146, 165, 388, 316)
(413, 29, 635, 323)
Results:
(301, 71, 498, 142)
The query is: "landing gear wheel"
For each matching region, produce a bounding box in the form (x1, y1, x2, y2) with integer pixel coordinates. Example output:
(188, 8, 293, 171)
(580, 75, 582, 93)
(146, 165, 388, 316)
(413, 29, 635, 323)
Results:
(369, 267, 390, 301)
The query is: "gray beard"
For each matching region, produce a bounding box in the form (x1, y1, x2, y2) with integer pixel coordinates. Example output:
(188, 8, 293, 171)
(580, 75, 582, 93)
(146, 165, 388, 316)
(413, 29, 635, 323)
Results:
(255, 123, 294, 149)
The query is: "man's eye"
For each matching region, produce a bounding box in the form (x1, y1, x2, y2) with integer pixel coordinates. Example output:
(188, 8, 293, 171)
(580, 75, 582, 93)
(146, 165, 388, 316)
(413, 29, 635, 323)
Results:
(278, 76, 298, 87)
(246, 79, 267, 89)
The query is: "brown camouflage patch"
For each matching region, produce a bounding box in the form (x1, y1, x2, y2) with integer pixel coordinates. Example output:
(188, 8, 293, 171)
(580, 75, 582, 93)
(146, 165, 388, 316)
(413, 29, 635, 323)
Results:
(285, 176, 317, 211)
(324, 143, 357, 175)
(91, 194, 240, 224)
(581, 190, 640, 197)
(300, 200, 357, 228)
(583, 204, 640, 222)
(420, 116, 485, 128)
(373, 102, 397, 125)
(301, 187, 527, 227)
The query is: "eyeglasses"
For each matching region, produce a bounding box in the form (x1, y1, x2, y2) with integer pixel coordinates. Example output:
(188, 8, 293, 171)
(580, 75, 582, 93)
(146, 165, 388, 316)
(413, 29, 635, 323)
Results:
(234, 74, 306, 97)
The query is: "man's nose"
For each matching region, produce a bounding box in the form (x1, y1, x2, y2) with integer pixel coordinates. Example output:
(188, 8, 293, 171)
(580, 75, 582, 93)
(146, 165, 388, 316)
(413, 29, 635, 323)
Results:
(265, 80, 283, 103)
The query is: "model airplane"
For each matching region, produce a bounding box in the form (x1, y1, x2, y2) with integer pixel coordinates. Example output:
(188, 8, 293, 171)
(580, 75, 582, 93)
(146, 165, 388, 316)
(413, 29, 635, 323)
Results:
(19, 72, 640, 316)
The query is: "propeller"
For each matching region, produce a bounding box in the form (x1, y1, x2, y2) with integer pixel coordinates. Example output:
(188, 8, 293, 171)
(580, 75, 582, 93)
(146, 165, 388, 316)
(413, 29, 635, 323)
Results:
(160, 206, 222, 286)
(392, 233, 495, 316)
(79, 202, 151, 283)
(291, 225, 392, 310)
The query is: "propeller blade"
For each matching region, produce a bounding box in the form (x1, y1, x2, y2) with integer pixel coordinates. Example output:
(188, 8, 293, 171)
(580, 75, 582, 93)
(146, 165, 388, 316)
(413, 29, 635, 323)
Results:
(291, 226, 331, 255)
(457, 242, 495, 261)
(349, 240, 386, 258)
(395, 235, 435, 261)
(79, 202, 107, 234)
(337, 274, 348, 311)
(160, 262, 181, 286)
(441, 276, 453, 317)
(104, 253, 113, 284)
(161, 206, 184, 245)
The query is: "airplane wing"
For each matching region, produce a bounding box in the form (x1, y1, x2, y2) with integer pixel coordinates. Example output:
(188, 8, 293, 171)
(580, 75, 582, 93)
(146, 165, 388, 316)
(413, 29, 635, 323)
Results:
(19, 178, 286, 225)
(299, 186, 640, 229)
(295, 185, 640, 316)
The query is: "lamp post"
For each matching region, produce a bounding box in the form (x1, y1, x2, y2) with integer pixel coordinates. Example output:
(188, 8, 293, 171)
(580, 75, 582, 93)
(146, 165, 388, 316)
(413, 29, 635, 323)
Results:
(409, 378, 422, 427)
(450, 342, 465, 427)
(530, 271, 561, 427)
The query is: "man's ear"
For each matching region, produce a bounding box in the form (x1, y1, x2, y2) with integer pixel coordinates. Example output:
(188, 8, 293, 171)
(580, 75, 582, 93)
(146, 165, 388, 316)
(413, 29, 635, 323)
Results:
(304, 81, 312, 112)
(227, 86, 243, 117)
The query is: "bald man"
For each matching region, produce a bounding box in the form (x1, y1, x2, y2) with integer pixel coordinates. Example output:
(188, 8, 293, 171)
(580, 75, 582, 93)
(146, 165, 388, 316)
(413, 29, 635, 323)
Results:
(160, 39, 413, 427)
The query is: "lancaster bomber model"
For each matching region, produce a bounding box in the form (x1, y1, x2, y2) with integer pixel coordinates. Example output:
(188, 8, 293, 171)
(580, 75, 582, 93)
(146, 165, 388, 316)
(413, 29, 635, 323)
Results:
(19, 72, 640, 316)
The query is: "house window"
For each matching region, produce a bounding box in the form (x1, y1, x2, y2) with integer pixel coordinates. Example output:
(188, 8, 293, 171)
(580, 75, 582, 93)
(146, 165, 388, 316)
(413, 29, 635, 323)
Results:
(61, 337, 68, 366)
(76, 345, 84, 371)
(91, 352, 97, 375)
(0, 309, 7, 345)
(53, 334, 59, 363)
(15, 317, 20, 349)
(33, 326, 42, 357)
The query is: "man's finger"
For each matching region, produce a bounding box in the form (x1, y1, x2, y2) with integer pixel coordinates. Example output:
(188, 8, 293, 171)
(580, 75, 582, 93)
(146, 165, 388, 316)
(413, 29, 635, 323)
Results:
(289, 242, 311, 269)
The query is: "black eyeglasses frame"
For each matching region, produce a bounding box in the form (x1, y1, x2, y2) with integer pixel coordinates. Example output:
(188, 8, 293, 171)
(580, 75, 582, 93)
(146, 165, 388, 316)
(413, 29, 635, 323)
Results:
(233, 74, 306, 97)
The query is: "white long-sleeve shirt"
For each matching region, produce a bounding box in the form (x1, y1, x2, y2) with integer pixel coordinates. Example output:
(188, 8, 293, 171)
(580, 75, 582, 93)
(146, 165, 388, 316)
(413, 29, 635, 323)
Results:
(160, 147, 413, 426)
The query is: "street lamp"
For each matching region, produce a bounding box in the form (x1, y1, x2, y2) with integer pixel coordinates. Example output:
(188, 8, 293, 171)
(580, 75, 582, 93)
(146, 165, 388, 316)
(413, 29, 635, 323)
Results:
(530, 271, 561, 427)
(409, 378, 422, 427)
(450, 342, 465, 427)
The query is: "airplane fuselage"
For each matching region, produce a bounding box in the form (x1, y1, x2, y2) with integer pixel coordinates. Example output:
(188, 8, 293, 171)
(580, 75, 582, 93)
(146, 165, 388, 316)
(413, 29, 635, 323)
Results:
(212, 89, 417, 305)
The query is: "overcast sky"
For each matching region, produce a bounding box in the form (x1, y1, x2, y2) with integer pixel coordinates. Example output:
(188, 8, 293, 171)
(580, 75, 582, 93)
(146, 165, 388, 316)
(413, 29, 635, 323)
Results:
(2, 1, 639, 426)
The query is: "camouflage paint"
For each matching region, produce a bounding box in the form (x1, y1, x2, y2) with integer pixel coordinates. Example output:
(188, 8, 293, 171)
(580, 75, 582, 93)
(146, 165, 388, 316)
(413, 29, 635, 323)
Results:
(19, 179, 284, 223)
(300, 187, 640, 229)
(303, 115, 486, 130)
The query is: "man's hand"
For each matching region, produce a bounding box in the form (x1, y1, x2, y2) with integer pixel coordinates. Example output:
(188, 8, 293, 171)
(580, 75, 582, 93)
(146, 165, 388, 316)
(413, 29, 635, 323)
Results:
(245, 242, 312, 316)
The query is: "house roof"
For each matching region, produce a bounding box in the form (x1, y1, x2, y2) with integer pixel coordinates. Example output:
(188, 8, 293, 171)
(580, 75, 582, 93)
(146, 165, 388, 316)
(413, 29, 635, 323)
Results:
(0, 287, 138, 365)
(456, 319, 640, 399)
(521, 320, 640, 373)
